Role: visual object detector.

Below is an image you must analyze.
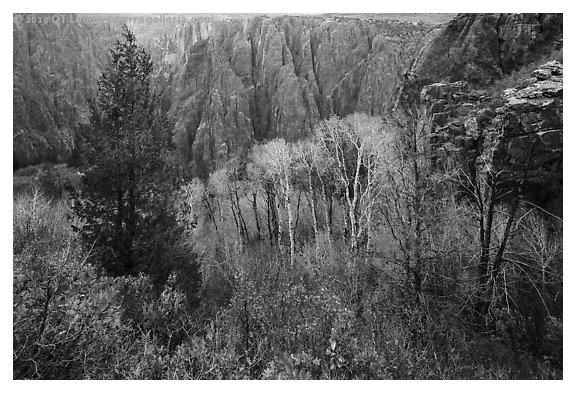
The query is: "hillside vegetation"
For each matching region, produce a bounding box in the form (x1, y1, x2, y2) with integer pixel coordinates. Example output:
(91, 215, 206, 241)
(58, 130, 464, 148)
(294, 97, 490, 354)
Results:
(14, 112, 563, 379)
(13, 14, 563, 380)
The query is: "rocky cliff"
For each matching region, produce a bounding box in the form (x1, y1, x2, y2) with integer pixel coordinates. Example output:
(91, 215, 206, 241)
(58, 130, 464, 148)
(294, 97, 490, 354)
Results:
(13, 12, 563, 190)
(13, 20, 120, 168)
(413, 13, 563, 214)
(150, 16, 431, 173)
(13, 14, 432, 171)
(409, 13, 563, 86)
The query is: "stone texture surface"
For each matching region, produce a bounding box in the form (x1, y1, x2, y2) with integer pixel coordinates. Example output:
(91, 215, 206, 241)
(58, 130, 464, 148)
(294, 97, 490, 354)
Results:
(394, 13, 564, 213)
(12, 21, 116, 168)
(421, 61, 563, 212)
(152, 16, 431, 172)
(13, 12, 563, 187)
(409, 13, 563, 86)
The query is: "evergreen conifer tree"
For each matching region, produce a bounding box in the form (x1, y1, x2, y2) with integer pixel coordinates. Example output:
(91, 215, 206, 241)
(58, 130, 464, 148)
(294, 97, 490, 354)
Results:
(73, 26, 184, 277)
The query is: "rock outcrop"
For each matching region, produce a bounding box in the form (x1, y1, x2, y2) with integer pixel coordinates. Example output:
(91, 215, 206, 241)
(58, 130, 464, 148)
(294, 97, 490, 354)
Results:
(420, 61, 562, 213)
(13, 12, 563, 190)
(13, 14, 433, 171)
(410, 13, 563, 86)
(12, 20, 118, 168)
(395, 13, 563, 213)
(153, 16, 431, 172)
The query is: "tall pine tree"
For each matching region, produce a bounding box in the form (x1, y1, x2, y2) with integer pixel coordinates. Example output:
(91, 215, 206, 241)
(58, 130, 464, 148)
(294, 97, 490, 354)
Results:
(73, 26, 184, 277)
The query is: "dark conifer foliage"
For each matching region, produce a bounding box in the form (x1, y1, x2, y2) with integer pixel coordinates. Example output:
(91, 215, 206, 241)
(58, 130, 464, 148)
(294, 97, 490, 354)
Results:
(72, 26, 185, 278)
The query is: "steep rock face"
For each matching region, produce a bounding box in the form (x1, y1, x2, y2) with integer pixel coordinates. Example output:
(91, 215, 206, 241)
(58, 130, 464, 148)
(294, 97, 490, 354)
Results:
(397, 13, 563, 213)
(13, 13, 564, 178)
(165, 37, 254, 171)
(12, 21, 118, 168)
(155, 16, 431, 172)
(410, 13, 563, 86)
(249, 18, 319, 141)
(12, 15, 434, 171)
(421, 61, 562, 213)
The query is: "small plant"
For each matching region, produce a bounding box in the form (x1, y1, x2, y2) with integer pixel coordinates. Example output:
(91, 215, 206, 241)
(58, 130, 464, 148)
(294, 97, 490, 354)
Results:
(38, 165, 70, 198)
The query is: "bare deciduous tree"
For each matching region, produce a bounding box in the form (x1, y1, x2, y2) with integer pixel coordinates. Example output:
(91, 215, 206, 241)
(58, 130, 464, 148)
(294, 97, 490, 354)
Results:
(251, 139, 296, 265)
(376, 110, 456, 300)
(314, 113, 386, 251)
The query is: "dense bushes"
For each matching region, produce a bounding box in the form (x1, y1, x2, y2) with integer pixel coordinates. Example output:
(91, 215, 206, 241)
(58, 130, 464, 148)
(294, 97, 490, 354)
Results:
(13, 189, 562, 379)
(13, 112, 562, 379)
(13, 190, 124, 378)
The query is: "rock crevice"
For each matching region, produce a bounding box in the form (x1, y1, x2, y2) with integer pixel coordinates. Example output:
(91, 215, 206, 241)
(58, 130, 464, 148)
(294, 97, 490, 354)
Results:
(155, 15, 431, 171)
(421, 61, 562, 213)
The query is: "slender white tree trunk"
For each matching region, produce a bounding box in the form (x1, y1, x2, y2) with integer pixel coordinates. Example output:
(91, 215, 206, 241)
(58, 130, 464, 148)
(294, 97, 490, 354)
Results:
(284, 176, 295, 266)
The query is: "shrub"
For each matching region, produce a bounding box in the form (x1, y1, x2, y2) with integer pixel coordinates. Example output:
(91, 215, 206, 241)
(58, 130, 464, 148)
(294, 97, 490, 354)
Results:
(37, 165, 70, 198)
(13, 190, 125, 379)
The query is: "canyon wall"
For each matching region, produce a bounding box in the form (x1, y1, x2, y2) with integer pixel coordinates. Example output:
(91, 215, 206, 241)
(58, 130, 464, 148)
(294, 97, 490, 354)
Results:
(12, 15, 432, 170)
(13, 12, 563, 193)
(13, 20, 119, 168)
(409, 13, 563, 86)
(149, 16, 431, 172)
(409, 13, 563, 214)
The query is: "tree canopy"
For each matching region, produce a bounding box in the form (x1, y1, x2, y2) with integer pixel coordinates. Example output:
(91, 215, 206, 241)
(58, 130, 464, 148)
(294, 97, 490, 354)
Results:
(72, 26, 185, 278)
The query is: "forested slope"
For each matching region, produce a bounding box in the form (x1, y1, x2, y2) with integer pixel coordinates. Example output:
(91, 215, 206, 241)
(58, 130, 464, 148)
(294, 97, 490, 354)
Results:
(13, 14, 563, 380)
